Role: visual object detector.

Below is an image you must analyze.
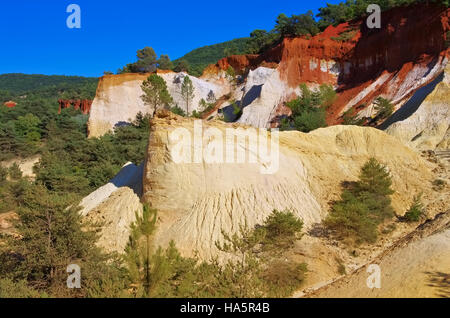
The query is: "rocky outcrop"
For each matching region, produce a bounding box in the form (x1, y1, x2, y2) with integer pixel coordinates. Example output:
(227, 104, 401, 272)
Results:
(141, 111, 435, 260)
(203, 3, 449, 128)
(306, 211, 450, 298)
(84, 187, 143, 254)
(385, 63, 450, 150)
(87, 71, 227, 138)
(87, 73, 150, 138)
(86, 4, 448, 134)
(3, 101, 16, 108)
(0, 212, 18, 238)
(58, 99, 92, 114)
(80, 162, 144, 253)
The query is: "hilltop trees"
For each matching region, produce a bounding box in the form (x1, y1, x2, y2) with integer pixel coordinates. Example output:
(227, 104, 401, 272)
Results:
(275, 11, 320, 37)
(248, 29, 280, 54)
(141, 74, 173, 116)
(116, 1, 448, 76)
(157, 54, 174, 70)
(181, 76, 195, 115)
(173, 59, 190, 73)
(135, 47, 158, 72)
(118, 47, 175, 74)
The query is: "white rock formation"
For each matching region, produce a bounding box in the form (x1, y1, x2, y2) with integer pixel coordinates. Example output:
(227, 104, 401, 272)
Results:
(84, 187, 143, 254)
(79, 162, 143, 217)
(88, 72, 227, 138)
(159, 72, 226, 114)
(88, 73, 149, 138)
(385, 62, 450, 150)
(79, 162, 144, 253)
(236, 67, 298, 128)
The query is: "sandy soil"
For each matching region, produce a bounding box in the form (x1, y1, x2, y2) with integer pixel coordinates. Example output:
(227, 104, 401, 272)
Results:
(302, 212, 450, 298)
(0, 155, 41, 180)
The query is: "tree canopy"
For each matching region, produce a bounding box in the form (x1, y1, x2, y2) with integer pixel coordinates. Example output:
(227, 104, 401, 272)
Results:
(140, 74, 173, 116)
(181, 76, 195, 115)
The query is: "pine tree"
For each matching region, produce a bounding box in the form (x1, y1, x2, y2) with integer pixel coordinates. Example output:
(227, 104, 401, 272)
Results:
(181, 76, 195, 115)
(124, 204, 157, 297)
(374, 97, 394, 121)
(157, 54, 174, 70)
(0, 184, 126, 297)
(135, 47, 158, 72)
(404, 193, 425, 222)
(325, 158, 395, 244)
(141, 74, 173, 117)
(355, 157, 394, 197)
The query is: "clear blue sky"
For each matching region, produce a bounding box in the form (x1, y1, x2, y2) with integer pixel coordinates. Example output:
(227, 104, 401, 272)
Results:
(0, 0, 341, 77)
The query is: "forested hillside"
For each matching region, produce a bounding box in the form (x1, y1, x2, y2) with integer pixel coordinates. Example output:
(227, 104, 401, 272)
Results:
(0, 73, 97, 97)
(0, 74, 98, 161)
(173, 37, 253, 76)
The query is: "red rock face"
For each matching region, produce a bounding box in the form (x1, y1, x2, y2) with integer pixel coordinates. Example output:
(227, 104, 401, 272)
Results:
(58, 99, 92, 114)
(73, 99, 81, 111)
(3, 101, 17, 108)
(204, 3, 449, 125)
(81, 99, 92, 114)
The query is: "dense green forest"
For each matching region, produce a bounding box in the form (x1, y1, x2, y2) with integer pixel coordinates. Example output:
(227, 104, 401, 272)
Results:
(0, 73, 97, 97)
(173, 38, 254, 77)
(0, 74, 99, 161)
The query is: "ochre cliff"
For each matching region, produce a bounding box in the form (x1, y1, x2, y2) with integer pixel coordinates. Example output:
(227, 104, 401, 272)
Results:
(87, 3, 448, 136)
(87, 73, 150, 137)
(204, 3, 449, 126)
(140, 111, 440, 260)
(87, 71, 226, 138)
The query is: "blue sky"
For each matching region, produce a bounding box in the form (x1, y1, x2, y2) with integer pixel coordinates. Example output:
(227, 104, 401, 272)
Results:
(0, 0, 341, 77)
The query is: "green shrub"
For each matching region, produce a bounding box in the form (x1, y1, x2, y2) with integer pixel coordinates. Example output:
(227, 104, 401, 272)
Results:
(257, 209, 304, 249)
(170, 105, 186, 117)
(341, 108, 365, 126)
(324, 158, 395, 244)
(225, 66, 236, 82)
(262, 260, 307, 297)
(332, 29, 358, 42)
(0, 279, 45, 298)
(432, 179, 446, 191)
(0, 184, 127, 298)
(0, 166, 7, 183)
(8, 163, 22, 180)
(282, 84, 335, 132)
(404, 194, 425, 222)
(122, 209, 307, 298)
(374, 97, 394, 121)
(336, 259, 346, 275)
